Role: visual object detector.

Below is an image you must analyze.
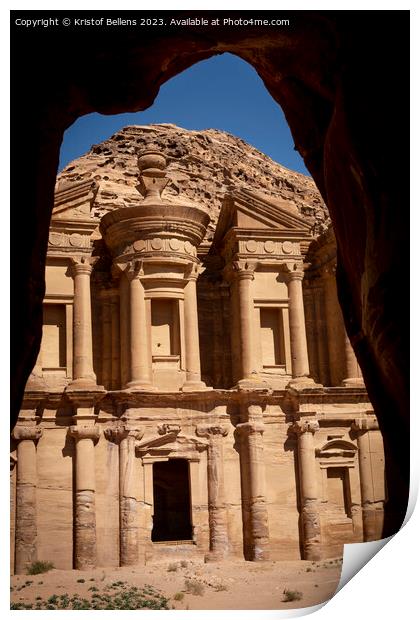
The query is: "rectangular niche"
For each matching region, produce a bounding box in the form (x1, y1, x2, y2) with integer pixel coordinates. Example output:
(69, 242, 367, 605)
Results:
(151, 299, 180, 358)
(259, 307, 285, 368)
(42, 304, 67, 373)
(326, 467, 352, 518)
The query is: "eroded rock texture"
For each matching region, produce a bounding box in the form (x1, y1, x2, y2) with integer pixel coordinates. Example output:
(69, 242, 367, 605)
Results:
(11, 11, 408, 536)
(58, 124, 328, 240)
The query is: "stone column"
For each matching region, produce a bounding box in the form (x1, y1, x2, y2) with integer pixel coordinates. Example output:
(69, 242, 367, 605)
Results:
(312, 284, 330, 386)
(118, 269, 130, 389)
(322, 264, 343, 385)
(12, 425, 42, 574)
(101, 291, 112, 390)
(286, 266, 310, 380)
(69, 425, 100, 569)
(236, 406, 269, 561)
(232, 261, 263, 385)
(126, 262, 153, 390)
(183, 264, 207, 390)
(196, 423, 229, 561)
(110, 291, 121, 390)
(322, 263, 363, 386)
(105, 424, 144, 566)
(291, 420, 322, 561)
(352, 418, 382, 541)
(342, 333, 364, 386)
(69, 257, 98, 389)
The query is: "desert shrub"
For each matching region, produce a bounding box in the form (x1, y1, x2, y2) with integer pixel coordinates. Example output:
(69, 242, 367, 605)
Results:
(10, 583, 169, 610)
(184, 579, 205, 596)
(173, 592, 184, 601)
(77, 578, 85, 583)
(27, 561, 54, 575)
(180, 560, 188, 568)
(214, 583, 228, 592)
(167, 563, 178, 572)
(282, 589, 303, 602)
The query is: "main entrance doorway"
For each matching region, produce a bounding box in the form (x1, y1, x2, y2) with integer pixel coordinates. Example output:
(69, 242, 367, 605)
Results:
(151, 459, 192, 542)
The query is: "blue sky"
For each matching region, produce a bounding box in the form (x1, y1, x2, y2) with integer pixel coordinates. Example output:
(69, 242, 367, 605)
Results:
(59, 53, 308, 175)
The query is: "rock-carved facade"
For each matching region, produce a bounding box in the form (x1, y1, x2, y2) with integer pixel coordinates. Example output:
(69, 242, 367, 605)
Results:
(10, 137, 385, 573)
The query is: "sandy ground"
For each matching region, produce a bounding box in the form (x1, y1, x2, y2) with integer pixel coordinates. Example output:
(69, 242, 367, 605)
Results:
(11, 557, 343, 610)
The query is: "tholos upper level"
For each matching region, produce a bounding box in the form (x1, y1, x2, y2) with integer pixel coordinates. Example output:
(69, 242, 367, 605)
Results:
(28, 146, 363, 395)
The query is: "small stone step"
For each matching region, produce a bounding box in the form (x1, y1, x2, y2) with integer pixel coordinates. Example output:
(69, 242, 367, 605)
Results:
(147, 541, 204, 564)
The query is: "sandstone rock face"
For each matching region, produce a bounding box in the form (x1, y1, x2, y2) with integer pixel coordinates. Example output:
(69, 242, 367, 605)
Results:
(57, 124, 329, 240)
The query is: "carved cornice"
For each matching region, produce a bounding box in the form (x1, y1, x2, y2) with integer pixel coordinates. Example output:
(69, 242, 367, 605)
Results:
(12, 425, 43, 442)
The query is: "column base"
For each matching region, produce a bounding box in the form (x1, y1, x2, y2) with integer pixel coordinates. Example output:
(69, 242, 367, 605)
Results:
(182, 380, 212, 392)
(287, 376, 321, 390)
(126, 381, 158, 392)
(341, 377, 365, 387)
(25, 374, 48, 391)
(66, 379, 105, 392)
(236, 377, 271, 391)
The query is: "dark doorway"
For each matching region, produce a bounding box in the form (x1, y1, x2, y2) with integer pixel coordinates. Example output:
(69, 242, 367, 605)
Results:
(152, 459, 192, 542)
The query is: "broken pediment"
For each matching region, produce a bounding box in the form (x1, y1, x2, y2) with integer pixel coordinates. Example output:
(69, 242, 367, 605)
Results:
(212, 187, 313, 249)
(53, 178, 98, 220)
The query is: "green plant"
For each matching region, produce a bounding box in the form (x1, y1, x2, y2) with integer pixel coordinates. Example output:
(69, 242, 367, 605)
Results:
(10, 582, 169, 611)
(167, 562, 178, 572)
(27, 561, 54, 575)
(282, 589, 303, 602)
(173, 592, 184, 601)
(185, 579, 205, 596)
(214, 583, 228, 592)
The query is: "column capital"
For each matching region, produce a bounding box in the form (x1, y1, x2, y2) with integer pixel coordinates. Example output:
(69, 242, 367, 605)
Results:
(157, 423, 181, 436)
(284, 262, 305, 281)
(125, 259, 145, 281)
(69, 425, 100, 442)
(232, 260, 257, 280)
(70, 255, 98, 277)
(235, 420, 265, 436)
(291, 419, 320, 436)
(12, 425, 42, 442)
(104, 423, 144, 443)
(196, 424, 229, 439)
(184, 262, 202, 281)
(351, 417, 379, 433)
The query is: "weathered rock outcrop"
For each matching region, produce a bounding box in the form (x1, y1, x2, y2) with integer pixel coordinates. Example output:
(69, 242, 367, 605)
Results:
(11, 11, 409, 538)
(57, 123, 329, 239)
